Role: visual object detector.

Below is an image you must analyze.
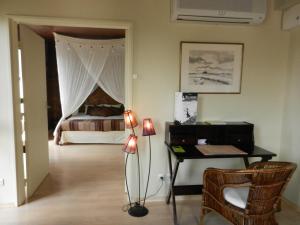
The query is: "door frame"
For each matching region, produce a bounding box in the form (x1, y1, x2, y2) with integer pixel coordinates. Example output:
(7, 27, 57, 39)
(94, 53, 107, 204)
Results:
(8, 15, 133, 206)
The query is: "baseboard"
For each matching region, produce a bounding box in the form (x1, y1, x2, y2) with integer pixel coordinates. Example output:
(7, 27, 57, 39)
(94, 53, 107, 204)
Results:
(146, 195, 202, 203)
(0, 203, 15, 208)
(282, 197, 300, 212)
(147, 195, 300, 211)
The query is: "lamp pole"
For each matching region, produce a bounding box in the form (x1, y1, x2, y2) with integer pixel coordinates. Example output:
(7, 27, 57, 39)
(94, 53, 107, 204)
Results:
(143, 135, 152, 207)
(126, 112, 148, 217)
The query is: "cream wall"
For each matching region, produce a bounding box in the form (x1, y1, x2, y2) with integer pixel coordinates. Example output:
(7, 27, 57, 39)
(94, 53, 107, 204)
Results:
(0, 0, 291, 204)
(280, 27, 300, 206)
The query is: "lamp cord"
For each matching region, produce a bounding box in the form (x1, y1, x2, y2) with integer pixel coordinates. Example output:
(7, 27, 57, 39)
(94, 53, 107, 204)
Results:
(144, 178, 163, 200)
(122, 178, 164, 212)
(142, 135, 152, 207)
(124, 153, 132, 206)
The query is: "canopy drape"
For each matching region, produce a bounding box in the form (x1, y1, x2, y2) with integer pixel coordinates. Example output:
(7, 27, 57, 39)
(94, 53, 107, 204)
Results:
(53, 33, 125, 136)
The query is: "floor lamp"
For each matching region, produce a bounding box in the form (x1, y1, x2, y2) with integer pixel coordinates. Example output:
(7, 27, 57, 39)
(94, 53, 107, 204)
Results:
(141, 118, 156, 209)
(122, 110, 156, 217)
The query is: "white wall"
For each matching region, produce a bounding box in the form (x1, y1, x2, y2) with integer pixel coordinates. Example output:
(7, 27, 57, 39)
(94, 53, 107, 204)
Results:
(280, 27, 300, 206)
(0, 0, 292, 204)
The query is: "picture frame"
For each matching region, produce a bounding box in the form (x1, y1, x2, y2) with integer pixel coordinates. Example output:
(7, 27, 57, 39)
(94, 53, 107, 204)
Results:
(180, 42, 244, 94)
(174, 92, 198, 125)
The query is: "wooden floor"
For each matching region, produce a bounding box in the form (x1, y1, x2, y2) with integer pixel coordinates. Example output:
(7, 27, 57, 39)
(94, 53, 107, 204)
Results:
(0, 141, 299, 225)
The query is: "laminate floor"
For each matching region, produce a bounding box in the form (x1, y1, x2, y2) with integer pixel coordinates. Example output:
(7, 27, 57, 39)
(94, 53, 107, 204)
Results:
(0, 141, 299, 225)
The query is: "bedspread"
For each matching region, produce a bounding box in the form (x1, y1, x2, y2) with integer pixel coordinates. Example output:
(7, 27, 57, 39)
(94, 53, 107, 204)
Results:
(56, 118, 125, 144)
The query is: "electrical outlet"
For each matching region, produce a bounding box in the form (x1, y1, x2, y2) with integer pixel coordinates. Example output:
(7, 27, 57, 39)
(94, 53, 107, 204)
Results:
(0, 179, 5, 186)
(158, 173, 164, 180)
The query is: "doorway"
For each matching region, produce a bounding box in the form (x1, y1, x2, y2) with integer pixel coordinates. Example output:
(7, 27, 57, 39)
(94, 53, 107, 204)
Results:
(9, 16, 133, 206)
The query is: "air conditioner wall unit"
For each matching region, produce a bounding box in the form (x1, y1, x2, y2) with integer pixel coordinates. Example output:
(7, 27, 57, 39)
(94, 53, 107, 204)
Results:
(282, 3, 300, 30)
(171, 0, 267, 24)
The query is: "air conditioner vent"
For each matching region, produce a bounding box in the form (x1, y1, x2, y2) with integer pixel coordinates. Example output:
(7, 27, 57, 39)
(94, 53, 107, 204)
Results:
(179, 0, 253, 12)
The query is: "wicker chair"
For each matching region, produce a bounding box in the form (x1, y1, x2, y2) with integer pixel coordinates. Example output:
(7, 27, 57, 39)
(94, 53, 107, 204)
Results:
(201, 161, 297, 225)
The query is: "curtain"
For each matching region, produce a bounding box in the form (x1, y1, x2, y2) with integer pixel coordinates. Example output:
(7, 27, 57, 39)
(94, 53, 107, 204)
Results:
(97, 49, 125, 103)
(53, 33, 125, 136)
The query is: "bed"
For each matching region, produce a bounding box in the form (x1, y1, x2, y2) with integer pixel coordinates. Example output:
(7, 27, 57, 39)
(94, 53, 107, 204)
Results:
(56, 114, 125, 145)
(54, 86, 126, 145)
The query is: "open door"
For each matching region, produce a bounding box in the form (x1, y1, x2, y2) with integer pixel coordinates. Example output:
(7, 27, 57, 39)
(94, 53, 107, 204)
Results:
(19, 24, 49, 198)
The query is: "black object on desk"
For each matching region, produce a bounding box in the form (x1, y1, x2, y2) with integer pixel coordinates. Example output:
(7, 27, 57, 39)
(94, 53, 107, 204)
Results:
(166, 121, 255, 153)
(164, 122, 277, 225)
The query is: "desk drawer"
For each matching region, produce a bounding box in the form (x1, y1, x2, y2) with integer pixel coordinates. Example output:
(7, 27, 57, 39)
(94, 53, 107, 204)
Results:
(170, 134, 197, 145)
(225, 134, 254, 153)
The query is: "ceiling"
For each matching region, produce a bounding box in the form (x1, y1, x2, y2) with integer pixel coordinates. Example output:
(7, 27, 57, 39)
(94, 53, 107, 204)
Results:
(274, 0, 300, 9)
(25, 24, 125, 40)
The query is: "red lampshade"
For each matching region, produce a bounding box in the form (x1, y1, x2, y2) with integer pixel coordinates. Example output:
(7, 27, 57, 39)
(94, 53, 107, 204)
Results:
(142, 118, 156, 136)
(122, 134, 138, 154)
(124, 110, 138, 129)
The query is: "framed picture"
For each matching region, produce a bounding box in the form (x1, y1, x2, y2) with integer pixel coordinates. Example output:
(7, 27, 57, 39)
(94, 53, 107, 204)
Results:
(174, 92, 198, 125)
(180, 42, 244, 93)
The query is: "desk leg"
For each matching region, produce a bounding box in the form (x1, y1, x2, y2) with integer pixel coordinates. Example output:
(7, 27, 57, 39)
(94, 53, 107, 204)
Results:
(166, 153, 180, 225)
(243, 157, 250, 168)
(243, 155, 272, 168)
(171, 160, 180, 225)
(166, 150, 172, 204)
(261, 156, 273, 162)
(166, 156, 180, 204)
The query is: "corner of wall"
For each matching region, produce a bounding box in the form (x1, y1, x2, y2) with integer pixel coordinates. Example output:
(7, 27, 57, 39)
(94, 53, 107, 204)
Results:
(279, 27, 300, 207)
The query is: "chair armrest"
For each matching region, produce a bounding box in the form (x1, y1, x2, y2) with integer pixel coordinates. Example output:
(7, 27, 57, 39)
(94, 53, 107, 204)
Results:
(203, 168, 254, 204)
(203, 168, 224, 187)
(221, 170, 253, 187)
(204, 168, 253, 186)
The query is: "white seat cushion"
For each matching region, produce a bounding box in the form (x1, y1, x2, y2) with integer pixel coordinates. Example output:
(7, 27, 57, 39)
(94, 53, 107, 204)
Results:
(223, 187, 250, 209)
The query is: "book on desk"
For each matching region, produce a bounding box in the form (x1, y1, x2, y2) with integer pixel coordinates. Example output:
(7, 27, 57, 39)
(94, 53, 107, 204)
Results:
(172, 144, 248, 156)
(195, 144, 248, 155)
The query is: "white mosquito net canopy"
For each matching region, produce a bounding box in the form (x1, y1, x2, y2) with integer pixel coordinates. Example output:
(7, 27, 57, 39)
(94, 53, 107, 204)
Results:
(53, 33, 125, 136)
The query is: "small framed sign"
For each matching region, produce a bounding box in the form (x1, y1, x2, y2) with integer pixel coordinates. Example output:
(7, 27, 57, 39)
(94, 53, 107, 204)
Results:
(180, 42, 244, 94)
(174, 92, 198, 125)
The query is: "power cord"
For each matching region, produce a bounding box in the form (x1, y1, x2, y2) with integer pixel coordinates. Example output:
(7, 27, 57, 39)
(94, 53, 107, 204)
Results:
(121, 203, 130, 212)
(121, 177, 165, 212)
(143, 177, 164, 201)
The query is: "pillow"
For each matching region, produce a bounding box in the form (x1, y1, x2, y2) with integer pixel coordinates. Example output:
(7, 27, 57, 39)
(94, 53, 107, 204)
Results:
(83, 104, 94, 114)
(87, 106, 123, 117)
(223, 187, 250, 209)
(97, 104, 123, 108)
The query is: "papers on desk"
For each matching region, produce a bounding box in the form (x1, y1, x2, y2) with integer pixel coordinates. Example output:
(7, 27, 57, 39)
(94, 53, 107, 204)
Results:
(196, 145, 247, 155)
(172, 146, 186, 153)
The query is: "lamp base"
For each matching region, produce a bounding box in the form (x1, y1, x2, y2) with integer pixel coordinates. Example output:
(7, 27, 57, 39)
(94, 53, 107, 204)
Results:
(128, 203, 148, 217)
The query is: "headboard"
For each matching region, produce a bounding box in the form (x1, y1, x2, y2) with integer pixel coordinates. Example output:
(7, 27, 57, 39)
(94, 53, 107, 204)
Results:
(84, 87, 121, 105)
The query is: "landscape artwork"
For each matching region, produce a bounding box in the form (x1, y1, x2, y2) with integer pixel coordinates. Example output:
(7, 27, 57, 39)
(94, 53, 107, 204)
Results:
(189, 49, 234, 86)
(180, 42, 243, 93)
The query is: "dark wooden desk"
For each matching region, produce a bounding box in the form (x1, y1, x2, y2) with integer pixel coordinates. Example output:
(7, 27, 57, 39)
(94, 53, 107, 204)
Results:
(165, 143, 277, 225)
